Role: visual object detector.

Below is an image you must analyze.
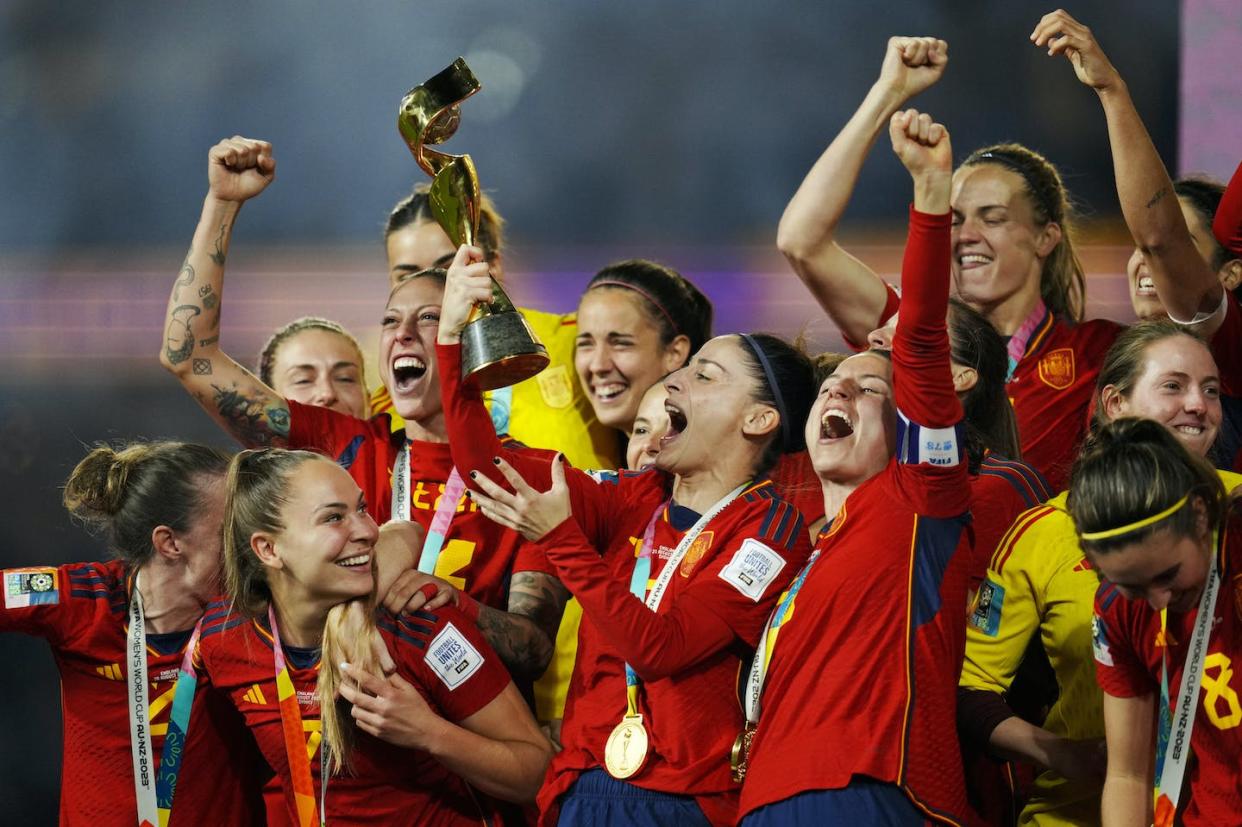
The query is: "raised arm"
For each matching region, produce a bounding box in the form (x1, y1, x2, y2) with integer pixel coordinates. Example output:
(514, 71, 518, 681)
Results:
(1033, 10, 1223, 331)
(777, 36, 947, 345)
(159, 137, 291, 447)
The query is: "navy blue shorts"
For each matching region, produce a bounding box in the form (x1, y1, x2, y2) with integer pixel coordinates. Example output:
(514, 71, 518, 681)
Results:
(740, 778, 931, 826)
(556, 769, 711, 826)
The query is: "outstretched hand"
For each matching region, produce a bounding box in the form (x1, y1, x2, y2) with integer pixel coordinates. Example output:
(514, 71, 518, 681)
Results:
(877, 36, 948, 103)
(468, 455, 571, 543)
(437, 244, 496, 344)
(1031, 10, 1121, 92)
(207, 136, 275, 203)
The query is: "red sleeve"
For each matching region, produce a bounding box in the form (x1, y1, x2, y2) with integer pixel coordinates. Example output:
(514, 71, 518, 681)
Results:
(1092, 583, 1157, 699)
(0, 563, 95, 646)
(1213, 160, 1242, 257)
(437, 341, 626, 550)
(1210, 293, 1242, 397)
(539, 498, 810, 681)
(390, 604, 511, 722)
(842, 281, 902, 352)
(890, 206, 970, 517)
(286, 398, 389, 457)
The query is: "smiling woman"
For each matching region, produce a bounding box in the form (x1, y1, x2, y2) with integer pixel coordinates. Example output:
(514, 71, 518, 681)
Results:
(257, 317, 368, 420)
(195, 448, 551, 825)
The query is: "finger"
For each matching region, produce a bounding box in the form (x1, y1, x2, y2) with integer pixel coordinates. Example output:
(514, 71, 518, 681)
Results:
(381, 571, 425, 615)
(1047, 34, 1078, 56)
(371, 632, 396, 675)
(550, 452, 569, 494)
(349, 704, 384, 731)
(916, 112, 932, 143)
(492, 456, 539, 497)
(339, 661, 388, 698)
(472, 496, 520, 532)
(451, 243, 486, 272)
(424, 586, 454, 611)
(928, 123, 945, 146)
(467, 468, 519, 505)
(908, 38, 928, 66)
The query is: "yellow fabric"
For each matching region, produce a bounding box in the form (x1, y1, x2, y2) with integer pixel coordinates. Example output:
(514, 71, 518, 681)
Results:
(961, 469, 1242, 826)
(369, 307, 619, 722)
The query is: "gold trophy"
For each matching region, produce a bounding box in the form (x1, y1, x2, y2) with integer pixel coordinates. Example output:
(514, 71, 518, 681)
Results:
(398, 58, 549, 390)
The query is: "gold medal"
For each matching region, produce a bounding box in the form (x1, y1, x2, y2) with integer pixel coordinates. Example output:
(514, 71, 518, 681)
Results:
(603, 714, 649, 779)
(730, 724, 755, 783)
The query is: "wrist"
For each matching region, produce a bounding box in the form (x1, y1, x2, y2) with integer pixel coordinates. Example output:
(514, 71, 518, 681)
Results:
(456, 591, 481, 624)
(416, 714, 456, 756)
(1094, 76, 1129, 101)
(436, 331, 462, 345)
(202, 195, 244, 218)
(866, 82, 907, 117)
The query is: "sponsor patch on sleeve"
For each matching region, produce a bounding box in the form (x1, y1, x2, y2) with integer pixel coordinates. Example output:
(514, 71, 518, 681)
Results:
(424, 622, 484, 690)
(4, 568, 59, 609)
(896, 415, 962, 467)
(1091, 614, 1114, 667)
(968, 578, 1004, 637)
(718, 539, 786, 602)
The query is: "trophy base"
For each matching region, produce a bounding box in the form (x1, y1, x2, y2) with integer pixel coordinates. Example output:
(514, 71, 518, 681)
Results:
(461, 311, 551, 391)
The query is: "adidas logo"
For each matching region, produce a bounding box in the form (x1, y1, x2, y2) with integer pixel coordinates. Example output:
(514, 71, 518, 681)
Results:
(243, 684, 268, 705)
(95, 663, 123, 681)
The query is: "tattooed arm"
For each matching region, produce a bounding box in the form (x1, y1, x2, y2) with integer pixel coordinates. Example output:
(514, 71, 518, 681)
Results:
(159, 137, 292, 448)
(475, 571, 569, 681)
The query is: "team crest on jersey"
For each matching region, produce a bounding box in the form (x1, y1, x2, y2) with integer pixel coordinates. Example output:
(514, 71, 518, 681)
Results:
(969, 579, 1005, 637)
(1091, 615, 1114, 666)
(4, 567, 59, 608)
(680, 531, 714, 577)
(718, 539, 785, 602)
(536, 365, 574, 410)
(1037, 348, 1076, 390)
(425, 622, 483, 690)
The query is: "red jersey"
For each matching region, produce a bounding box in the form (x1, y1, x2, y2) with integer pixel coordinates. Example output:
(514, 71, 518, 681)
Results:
(0, 560, 265, 826)
(1093, 519, 1242, 827)
(196, 600, 511, 826)
(967, 454, 1052, 590)
(769, 450, 825, 527)
(1209, 292, 1242, 398)
(287, 400, 549, 609)
(739, 209, 973, 825)
(437, 341, 813, 827)
(1005, 312, 1121, 492)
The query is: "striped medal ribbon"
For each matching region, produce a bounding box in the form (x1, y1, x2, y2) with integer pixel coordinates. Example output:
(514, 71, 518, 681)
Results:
(391, 440, 466, 575)
(268, 605, 322, 827)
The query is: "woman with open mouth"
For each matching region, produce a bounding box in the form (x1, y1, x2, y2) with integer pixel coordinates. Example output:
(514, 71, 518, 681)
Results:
(160, 136, 569, 686)
(960, 318, 1238, 825)
(435, 243, 817, 824)
(736, 109, 973, 825)
(195, 447, 550, 825)
(1071, 418, 1242, 827)
(0, 440, 267, 827)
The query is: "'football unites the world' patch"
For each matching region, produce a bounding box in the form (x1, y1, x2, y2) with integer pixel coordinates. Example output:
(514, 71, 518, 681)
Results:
(4, 567, 59, 609)
(425, 622, 484, 690)
(718, 539, 785, 602)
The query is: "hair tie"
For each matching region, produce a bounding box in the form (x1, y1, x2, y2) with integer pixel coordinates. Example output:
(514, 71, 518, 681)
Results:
(739, 334, 791, 451)
(1078, 494, 1189, 541)
(590, 280, 680, 335)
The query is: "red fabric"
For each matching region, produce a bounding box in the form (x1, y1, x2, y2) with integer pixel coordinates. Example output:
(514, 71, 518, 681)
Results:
(738, 209, 973, 825)
(287, 400, 552, 609)
(1093, 519, 1242, 826)
(842, 280, 903, 352)
(1209, 292, 1242, 397)
(1213, 161, 1242, 257)
(769, 450, 825, 526)
(437, 342, 812, 827)
(0, 560, 266, 826)
(196, 602, 509, 826)
(967, 455, 1053, 591)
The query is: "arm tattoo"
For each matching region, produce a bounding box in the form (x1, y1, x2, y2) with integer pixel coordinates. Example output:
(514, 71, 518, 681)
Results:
(475, 573, 569, 680)
(1145, 186, 1169, 209)
(192, 358, 212, 376)
(212, 384, 290, 446)
(209, 222, 228, 266)
(199, 284, 219, 310)
(165, 304, 202, 365)
(172, 253, 196, 301)
(198, 335, 219, 347)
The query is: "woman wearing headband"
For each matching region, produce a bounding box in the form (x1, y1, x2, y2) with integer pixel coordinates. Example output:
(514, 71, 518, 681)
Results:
(435, 243, 816, 825)
(195, 447, 550, 825)
(160, 137, 567, 685)
(1071, 418, 1242, 827)
(737, 109, 971, 825)
(777, 34, 1120, 491)
(960, 320, 1239, 825)
(0, 441, 266, 826)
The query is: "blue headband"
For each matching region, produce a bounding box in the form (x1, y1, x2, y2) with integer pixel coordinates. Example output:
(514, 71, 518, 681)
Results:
(739, 333, 791, 451)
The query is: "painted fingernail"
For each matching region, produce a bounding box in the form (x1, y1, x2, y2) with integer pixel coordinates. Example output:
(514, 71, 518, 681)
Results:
(340, 662, 350, 670)
(492, 457, 501, 464)
(469, 471, 477, 479)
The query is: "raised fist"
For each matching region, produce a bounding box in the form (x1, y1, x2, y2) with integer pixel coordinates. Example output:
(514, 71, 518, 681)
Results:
(207, 136, 276, 203)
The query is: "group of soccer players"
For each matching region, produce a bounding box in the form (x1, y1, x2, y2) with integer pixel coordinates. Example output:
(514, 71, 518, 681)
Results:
(4, 9, 1242, 827)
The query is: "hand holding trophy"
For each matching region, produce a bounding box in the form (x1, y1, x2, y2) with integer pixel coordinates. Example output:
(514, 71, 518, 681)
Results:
(398, 58, 550, 390)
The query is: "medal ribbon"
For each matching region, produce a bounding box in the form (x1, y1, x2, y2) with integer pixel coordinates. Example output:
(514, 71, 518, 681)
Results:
(267, 606, 322, 827)
(1153, 533, 1222, 827)
(743, 547, 822, 726)
(392, 441, 466, 575)
(127, 574, 205, 827)
(1004, 298, 1049, 382)
(622, 484, 748, 699)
